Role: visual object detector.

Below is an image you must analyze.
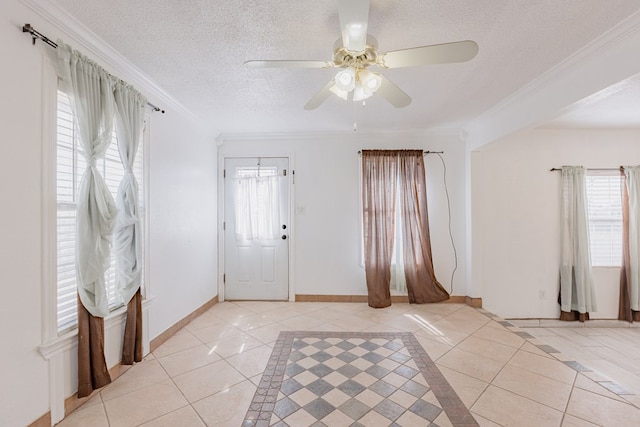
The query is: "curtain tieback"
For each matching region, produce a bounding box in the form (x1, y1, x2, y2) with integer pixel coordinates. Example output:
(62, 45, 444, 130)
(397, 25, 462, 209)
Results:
(86, 155, 99, 169)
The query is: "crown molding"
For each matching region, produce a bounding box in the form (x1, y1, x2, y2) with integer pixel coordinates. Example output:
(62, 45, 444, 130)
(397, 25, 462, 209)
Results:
(20, 0, 199, 124)
(219, 127, 463, 144)
(463, 7, 640, 150)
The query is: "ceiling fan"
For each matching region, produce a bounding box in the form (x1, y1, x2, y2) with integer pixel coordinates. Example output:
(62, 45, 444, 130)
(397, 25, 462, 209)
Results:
(244, 0, 479, 110)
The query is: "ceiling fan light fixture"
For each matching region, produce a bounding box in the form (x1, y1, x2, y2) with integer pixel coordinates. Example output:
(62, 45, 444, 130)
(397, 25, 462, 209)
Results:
(335, 67, 356, 91)
(352, 80, 373, 102)
(330, 84, 349, 100)
(359, 69, 382, 92)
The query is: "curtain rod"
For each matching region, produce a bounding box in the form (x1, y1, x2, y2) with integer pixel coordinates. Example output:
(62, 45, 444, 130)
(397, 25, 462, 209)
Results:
(549, 167, 623, 172)
(22, 23, 165, 114)
(357, 150, 443, 155)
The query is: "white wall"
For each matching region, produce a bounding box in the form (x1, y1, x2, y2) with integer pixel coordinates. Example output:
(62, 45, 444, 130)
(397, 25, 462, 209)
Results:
(219, 131, 467, 299)
(471, 128, 640, 319)
(148, 112, 217, 339)
(0, 1, 217, 425)
(0, 2, 51, 425)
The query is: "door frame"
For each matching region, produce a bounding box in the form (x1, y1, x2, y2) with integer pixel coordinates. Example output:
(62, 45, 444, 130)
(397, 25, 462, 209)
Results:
(217, 153, 296, 302)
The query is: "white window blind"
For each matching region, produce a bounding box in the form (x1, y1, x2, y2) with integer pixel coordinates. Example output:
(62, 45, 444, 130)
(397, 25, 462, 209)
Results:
(56, 90, 145, 334)
(585, 172, 623, 267)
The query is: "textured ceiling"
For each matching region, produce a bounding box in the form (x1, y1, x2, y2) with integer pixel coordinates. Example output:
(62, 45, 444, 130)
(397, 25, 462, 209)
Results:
(543, 74, 640, 129)
(51, 0, 640, 136)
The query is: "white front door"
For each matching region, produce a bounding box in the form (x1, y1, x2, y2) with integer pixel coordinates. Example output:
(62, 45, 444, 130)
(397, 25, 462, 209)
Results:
(224, 157, 289, 300)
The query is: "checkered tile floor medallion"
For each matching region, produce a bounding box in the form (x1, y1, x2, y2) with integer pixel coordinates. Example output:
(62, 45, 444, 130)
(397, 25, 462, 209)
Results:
(243, 331, 478, 426)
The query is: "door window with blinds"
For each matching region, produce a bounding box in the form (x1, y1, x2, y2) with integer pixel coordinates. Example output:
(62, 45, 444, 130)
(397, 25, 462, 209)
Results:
(586, 171, 623, 266)
(56, 90, 145, 334)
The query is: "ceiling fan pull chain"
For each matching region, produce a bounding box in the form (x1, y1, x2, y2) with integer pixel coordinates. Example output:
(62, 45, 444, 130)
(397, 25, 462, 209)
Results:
(353, 97, 358, 131)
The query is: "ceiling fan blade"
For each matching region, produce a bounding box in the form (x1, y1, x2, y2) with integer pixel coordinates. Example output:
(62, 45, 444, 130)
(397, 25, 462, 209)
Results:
(379, 40, 479, 68)
(376, 75, 411, 108)
(304, 80, 336, 110)
(244, 60, 333, 69)
(338, 0, 369, 52)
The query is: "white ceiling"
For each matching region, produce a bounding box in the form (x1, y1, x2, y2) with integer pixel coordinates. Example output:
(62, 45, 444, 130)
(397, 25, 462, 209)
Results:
(49, 0, 640, 137)
(543, 74, 640, 129)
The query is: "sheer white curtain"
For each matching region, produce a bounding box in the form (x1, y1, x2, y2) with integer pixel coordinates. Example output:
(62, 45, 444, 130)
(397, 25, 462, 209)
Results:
(234, 170, 280, 240)
(560, 166, 597, 316)
(113, 82, 146, 306)
(624, 166, 640, 311)
(57, 41, 117, 317)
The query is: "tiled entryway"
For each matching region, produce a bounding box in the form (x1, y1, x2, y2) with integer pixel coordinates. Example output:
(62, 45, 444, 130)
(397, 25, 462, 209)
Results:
(56, 302, 640, 426)
(243, 331, 475, 426)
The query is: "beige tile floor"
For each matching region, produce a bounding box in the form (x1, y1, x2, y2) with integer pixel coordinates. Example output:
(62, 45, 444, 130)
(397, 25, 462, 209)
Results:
(57, 302, 640, 426)
(511, 319, 640, 397)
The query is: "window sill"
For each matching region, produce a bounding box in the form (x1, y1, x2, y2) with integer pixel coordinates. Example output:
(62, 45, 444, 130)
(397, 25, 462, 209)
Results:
(38, 295, 156, 361)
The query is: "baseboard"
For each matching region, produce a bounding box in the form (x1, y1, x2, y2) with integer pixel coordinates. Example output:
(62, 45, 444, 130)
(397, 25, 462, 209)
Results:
(465, 296, 483, 308)
(149, 295, 219, 353)
(296, 294, 369, 303)
(27, 412, 51, 427)
(66, 362, 133, 417)
(295, 294, 482, 308)
(30, 295, 219, 427)
(28, 361, 130, 427)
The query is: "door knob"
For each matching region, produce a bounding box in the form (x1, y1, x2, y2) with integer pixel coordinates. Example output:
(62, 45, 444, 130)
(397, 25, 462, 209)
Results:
(282, 235, 287, 240)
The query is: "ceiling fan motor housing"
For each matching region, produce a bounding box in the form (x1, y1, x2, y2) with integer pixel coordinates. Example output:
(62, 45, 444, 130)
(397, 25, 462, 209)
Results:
(332, 36, 379, 69)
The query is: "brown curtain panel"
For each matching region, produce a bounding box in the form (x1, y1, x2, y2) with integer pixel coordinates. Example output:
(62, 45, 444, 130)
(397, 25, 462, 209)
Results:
(122, 289, 143, 364)
(77, 296, 111, 398)
(362, 150, 398, 308)
(618, 171, 640, 321)
(398, 151, 450, 303)
(362, 149, 449, 307)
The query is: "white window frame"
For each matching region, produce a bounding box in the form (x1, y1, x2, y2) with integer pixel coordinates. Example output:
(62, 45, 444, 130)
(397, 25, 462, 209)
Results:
(586, 170, 623, 267)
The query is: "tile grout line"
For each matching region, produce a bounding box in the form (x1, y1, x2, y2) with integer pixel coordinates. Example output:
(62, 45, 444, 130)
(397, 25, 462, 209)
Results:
(450, 324, 530, 425)
(477, 309, 637, 402)
(401, 332, 480, 426)
(559, 368, 580, 427)
(149, 311, 272, 427)
(60, 303, 640, 426)
(150, 347, 208, 427)
(242, 330, 478, 427)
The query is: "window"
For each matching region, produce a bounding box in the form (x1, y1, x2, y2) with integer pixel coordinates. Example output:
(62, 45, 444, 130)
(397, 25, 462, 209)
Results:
(586, 171, 623, 267)
(233, 166, 280, 241)
(360, 171, 407, 293)
(389, 182, 407, 293)
(56, 90, 145, 334)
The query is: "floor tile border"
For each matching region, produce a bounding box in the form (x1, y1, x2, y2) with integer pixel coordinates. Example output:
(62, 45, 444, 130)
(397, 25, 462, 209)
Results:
(242, 331, 479, 427)
(399, 332, 479, 426)
(243, 331, 295, 426)
(476, 308, 636, 398)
